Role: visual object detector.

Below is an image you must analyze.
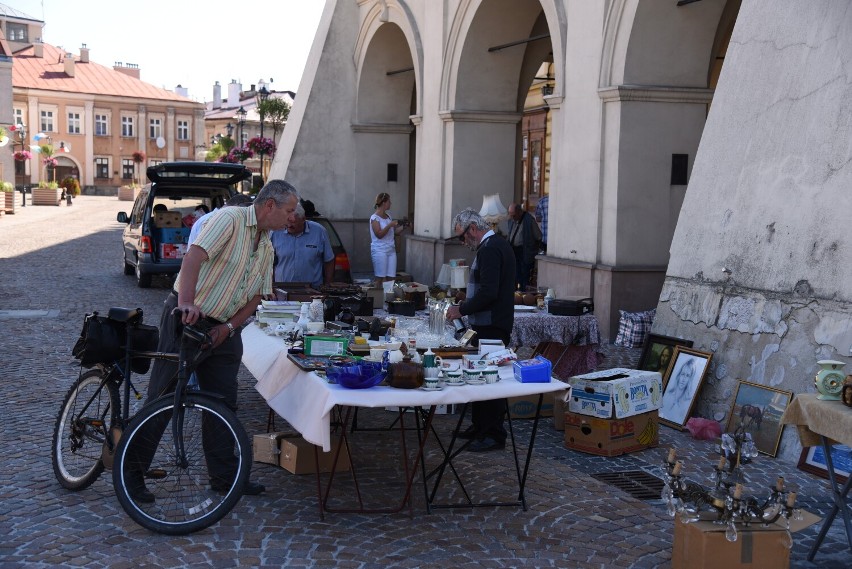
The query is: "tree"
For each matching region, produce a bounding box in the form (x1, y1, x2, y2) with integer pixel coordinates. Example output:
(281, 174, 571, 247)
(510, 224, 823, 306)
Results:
(259, 97, 291, 147)
(205, 135, 235, 162)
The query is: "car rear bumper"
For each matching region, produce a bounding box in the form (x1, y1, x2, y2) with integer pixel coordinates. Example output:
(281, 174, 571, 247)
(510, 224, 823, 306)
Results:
(137, 255, 182, 275)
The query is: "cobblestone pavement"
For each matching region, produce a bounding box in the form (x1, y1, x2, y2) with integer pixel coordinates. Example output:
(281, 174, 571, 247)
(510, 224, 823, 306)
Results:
(0, 198, 849, 568)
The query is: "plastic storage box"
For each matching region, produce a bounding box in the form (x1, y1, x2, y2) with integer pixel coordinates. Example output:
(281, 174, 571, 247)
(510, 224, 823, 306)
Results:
(512, 355, 552, 383)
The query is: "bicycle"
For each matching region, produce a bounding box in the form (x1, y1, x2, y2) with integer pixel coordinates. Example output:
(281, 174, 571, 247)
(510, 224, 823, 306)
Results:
(52, 307, 251, 535)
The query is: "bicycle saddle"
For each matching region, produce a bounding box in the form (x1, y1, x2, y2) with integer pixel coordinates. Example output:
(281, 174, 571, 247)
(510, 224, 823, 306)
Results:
(107, 307, 144, 324)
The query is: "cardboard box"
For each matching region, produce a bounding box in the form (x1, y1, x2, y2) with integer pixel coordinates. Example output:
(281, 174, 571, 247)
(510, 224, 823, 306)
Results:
(278, 435, 351, 474)
(153, 211, 182, 228)
(156, 227, 190, 244)
(569, 368, 662, 419)
(303, 335, 348, 356)
(563, 410, 658, 456)
(507, 393, 555, 419)
(159, 243, 186, 259)
(253, 432, 290, 465)
(363, 287, 384, 309)
(671, 511, 820, 569)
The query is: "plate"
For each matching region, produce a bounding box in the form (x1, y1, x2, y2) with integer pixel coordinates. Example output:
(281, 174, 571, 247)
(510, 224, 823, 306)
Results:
(420, 386, 443, 391)
(444, 380, 466, 386)
(465, 378, 486, 385)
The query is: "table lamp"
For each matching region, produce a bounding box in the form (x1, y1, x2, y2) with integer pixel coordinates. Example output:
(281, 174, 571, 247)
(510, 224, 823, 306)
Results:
(479, 194, 508, 229)
(449, 265, 469, 293)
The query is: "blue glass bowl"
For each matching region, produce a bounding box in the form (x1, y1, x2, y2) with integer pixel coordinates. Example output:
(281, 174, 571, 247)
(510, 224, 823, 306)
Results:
(327, 361, 386, 389)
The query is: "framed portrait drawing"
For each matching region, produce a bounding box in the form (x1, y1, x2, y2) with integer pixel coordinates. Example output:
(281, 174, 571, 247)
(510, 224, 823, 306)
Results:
(658, 347, 713, 430)
(724, 381, 793, 458)
(637, 334, 694, 373)
(797, 444, 851, 484)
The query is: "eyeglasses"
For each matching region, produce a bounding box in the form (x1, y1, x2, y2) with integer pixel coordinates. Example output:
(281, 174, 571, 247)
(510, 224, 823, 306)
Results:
(454, 224, 472, 242)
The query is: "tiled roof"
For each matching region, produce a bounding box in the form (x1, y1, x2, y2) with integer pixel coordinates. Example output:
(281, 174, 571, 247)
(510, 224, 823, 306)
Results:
(0, 3, 40, 21)
(13, 42, 193, 103)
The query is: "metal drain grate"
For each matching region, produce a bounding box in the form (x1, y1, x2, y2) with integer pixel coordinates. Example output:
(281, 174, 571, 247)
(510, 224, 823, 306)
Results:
(591, 470, 664, 500)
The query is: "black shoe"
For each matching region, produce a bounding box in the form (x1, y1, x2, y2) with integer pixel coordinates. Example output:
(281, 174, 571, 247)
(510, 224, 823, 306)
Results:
(126, 472, 155, 504)
(457, 425, 478, 440)
(467, 437, 505, 453)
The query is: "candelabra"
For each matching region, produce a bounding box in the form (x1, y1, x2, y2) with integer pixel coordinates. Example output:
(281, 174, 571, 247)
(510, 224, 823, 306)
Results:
(661, 425, 802, 544)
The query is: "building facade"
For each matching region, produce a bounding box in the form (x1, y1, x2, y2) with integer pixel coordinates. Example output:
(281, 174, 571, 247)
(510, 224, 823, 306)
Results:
(273, 0, 852, 463)
(2, 6, 204, 194)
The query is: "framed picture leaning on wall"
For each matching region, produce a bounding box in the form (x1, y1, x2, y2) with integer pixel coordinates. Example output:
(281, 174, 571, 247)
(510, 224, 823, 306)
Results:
(637, 334, 694, 373)
(797, 444, 851, 484)
(659, 347, 713, 430)
(725, 380, 793, 458)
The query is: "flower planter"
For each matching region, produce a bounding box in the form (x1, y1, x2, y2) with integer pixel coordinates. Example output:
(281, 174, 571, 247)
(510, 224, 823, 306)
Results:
(31, 187, 62, 206)
(0, 192, 13, 214)
(118, 186, 138, 201)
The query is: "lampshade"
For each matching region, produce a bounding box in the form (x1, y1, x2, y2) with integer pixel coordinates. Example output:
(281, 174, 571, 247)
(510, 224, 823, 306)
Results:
(436, 264, 451, 287)
(450, 265, 469, 289)
(479, 194, 507, 224)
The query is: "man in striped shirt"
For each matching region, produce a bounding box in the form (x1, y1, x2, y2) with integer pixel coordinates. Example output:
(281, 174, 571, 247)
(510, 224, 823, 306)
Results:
(136, 180, 299, 501)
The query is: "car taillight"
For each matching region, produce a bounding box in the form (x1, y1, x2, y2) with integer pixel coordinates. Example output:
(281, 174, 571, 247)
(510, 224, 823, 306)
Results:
(140, 235, 152, 253)
(334, 252, 350, 271)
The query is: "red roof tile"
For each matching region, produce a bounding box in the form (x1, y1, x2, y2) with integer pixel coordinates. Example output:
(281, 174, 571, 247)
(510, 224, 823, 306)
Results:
(13, 42, 193, 103)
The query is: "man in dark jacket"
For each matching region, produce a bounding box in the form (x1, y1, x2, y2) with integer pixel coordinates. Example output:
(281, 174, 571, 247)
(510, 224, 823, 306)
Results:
(507, 202, 541, 291)
(445, 208, 516, 452)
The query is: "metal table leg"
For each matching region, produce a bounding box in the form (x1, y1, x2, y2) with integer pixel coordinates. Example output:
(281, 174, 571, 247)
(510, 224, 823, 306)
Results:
(807, 435, 852, 560)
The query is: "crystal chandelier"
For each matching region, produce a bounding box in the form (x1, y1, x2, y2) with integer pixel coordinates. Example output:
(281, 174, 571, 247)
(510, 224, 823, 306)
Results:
(660, 424, 802, 544)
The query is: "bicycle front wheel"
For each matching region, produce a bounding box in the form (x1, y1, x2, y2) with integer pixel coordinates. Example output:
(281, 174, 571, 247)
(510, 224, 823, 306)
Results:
(112, 392, 251, 535)
(52, 367, 120, 490)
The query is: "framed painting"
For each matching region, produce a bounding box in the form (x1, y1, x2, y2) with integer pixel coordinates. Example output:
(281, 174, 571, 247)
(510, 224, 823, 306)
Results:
(797, 444, 852, 485)
(637, 334, 694, 373)
(659, 347, 713, 430)
(724, 381, 793, 457)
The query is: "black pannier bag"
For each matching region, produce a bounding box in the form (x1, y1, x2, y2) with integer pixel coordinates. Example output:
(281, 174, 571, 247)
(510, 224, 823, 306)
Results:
(72, 312, 159, 373)
(547, 297, 594, 316)
(72, 312, 125, 368)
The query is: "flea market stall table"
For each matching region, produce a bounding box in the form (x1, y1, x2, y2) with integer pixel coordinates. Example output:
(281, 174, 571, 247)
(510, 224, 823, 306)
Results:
(241, 323, 567, 516)
(781, 394, 852, 560)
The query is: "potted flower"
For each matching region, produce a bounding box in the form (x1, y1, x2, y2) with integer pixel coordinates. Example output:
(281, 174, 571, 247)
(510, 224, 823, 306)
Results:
(13, 149, 32, 162)
(32, 180, 62, 206)
(246, 136, 276, 157)
(0, 180, 13, 214)
(220, 147, 254, 164)
(118, 182, 141, 201)
(60, 176, 81, 204)
(132, 151, 145, 185)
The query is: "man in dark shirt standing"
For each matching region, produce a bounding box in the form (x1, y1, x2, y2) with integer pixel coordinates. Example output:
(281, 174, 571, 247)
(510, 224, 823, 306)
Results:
(445, 208, 516, 452)
(507, 202, 541, 291)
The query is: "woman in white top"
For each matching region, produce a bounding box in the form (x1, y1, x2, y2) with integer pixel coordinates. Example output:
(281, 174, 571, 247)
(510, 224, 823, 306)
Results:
(370, 192, 406, 286)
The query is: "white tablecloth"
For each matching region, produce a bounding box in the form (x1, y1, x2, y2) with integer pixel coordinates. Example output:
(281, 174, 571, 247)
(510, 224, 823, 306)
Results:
(242, 323, 568, 451)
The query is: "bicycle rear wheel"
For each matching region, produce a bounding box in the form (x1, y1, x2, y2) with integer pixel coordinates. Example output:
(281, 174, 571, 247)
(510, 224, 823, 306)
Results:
(52, 368, 120, 490)
(112, 392, 251, 535)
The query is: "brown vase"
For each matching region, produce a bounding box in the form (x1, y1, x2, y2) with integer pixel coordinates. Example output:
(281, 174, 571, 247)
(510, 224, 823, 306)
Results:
(523, 293, 537, 306)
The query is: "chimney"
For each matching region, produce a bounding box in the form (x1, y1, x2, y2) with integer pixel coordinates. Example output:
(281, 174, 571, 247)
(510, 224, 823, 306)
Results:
(174, 84, 189, 98)
(33, 38, 43, 58)
(113, 62, 141, 79)
(64, 52, 75, 77)
(213, 81, 222, 109)
(228, 79, 242, 107)
(80, 43, 89, 63)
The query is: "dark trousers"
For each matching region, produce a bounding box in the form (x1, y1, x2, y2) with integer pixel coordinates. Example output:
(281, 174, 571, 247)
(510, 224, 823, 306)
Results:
(512, 245, 532, 291)
(469, 325, 511, 444)
(133, 291, 245, 485)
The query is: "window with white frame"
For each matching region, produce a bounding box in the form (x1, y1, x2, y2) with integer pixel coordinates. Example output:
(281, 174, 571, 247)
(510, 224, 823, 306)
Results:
(149, 118, 162, 139)
(7, 23, 27, 41)
(150, 159, 163, 167)
(122, 159, 135, 179)
(95, 157, 110, 179)
(40, 110, 55, 132)
(67, 111, 82, 134)
(177, 120, 189, 140)
(13, 108, 23, 128)
(121, 116, 134, 137)
(95, 114, 109, 136)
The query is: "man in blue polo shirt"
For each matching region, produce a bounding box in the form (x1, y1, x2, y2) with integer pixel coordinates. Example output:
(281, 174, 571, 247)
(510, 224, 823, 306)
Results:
(271, 203, 334, 288)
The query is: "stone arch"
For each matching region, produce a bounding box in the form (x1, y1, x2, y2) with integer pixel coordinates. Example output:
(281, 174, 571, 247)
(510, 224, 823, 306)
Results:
(442, 0, 565, 111)
(354, 1, 421, 122)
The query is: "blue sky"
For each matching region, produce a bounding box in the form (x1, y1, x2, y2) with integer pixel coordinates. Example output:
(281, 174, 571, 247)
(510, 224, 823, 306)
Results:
(4, 0, 325, 101)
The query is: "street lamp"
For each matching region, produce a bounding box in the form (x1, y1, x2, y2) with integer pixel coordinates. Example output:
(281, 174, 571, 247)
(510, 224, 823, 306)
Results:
(235, 107, 247, 152)
(13, 123, 28, 205)
(256, 81, 270, 184)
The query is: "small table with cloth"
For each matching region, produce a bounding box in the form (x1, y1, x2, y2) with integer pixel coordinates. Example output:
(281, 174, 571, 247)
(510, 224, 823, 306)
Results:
(781, 393, 852, 560)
